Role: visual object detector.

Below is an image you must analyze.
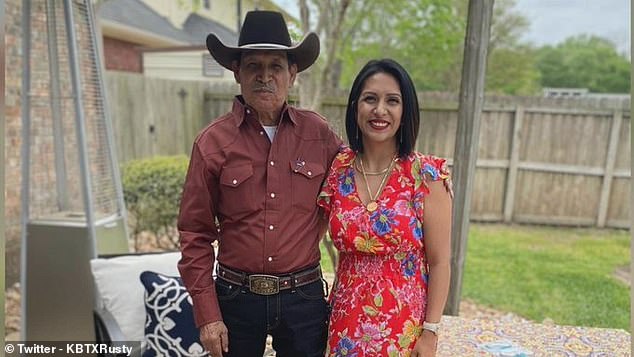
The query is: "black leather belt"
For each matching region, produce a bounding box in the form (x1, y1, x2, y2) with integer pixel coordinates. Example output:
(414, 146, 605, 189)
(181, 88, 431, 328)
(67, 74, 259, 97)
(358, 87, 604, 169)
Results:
(217, 264, 322, 296)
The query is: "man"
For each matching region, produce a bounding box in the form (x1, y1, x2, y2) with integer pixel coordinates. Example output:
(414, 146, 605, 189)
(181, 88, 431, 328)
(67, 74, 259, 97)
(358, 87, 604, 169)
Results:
(177, 11, 341, 357)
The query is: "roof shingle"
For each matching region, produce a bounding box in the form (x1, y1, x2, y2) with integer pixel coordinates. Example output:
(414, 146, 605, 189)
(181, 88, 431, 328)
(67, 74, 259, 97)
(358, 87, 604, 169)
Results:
(97, 0, 238, 46)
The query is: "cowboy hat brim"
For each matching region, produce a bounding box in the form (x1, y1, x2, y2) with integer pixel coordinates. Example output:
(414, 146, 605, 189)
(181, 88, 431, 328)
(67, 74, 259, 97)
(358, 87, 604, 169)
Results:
(206, 32, 319, 73)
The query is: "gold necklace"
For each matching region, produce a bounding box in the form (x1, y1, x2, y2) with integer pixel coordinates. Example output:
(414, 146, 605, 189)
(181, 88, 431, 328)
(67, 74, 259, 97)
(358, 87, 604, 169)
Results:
(354, 160, 390, 176)
(359, 156, 396, 212)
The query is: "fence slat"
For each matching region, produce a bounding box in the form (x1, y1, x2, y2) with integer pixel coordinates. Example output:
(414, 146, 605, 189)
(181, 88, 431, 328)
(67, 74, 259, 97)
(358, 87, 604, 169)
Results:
(504, 105, 523, 222)
(597, 111, 623, 227)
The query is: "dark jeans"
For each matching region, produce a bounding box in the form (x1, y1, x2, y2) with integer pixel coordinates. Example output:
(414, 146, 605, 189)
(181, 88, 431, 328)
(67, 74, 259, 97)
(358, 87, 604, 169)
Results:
(215, 278, 329, 357)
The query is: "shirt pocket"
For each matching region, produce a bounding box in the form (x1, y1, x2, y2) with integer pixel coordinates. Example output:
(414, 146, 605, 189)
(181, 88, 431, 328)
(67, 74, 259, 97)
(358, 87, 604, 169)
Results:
(219, 163, 255, 216)
(289, 160, 326, 212)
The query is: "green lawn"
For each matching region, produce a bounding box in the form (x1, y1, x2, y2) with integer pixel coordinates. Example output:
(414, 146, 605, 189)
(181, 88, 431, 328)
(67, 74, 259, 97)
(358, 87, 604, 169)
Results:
(320, 242, 336, 274)
(463, 224, 630, 331)
(320, 223, 631, 330)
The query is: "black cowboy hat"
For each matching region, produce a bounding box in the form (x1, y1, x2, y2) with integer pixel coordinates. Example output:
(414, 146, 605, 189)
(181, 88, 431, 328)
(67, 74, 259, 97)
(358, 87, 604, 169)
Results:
(206, 11, 319, 72)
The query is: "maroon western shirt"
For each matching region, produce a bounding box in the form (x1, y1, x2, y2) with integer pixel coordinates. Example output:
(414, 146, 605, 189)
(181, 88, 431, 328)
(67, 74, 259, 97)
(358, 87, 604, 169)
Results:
(177, 96, 342, 327)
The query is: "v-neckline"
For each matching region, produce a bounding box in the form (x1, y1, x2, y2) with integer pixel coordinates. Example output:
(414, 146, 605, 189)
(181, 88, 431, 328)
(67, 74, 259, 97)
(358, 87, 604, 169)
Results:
(349, 156, 399, 212)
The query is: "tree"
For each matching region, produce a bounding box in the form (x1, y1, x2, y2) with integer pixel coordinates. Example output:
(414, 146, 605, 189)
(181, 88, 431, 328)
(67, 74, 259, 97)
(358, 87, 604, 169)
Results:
(337, 0, 467, 92)
(296, 0, 541, 98)
(485, 45, 541, 95)
(536, 35, 631, 93)
(485, 0, 541, 95)
(294, 0, 474, 110)
(295, 0, 353, 111)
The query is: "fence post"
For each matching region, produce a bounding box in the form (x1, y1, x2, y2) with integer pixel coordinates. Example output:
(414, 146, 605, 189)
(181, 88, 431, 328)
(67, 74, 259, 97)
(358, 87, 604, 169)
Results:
(503, 105, 524, 223)
(597, 110, 623, 227)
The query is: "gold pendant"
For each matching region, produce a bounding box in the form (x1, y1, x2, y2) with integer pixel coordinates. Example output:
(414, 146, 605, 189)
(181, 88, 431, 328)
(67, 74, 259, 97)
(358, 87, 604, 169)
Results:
(366, 201, 378, 212)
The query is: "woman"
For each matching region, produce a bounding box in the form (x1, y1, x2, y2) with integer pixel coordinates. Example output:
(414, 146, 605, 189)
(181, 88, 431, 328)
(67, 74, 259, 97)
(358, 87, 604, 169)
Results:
(318, 59, 453, 357)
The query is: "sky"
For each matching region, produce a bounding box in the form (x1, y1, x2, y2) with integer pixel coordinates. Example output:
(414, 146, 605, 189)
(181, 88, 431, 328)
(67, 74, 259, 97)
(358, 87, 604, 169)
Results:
(273, 0, 631, 56)
(513, 0, 630, 55)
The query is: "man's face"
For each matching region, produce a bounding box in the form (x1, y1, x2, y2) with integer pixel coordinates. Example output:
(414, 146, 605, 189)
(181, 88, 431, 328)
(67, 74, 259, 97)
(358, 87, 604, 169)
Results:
(233, 51, 298, 118)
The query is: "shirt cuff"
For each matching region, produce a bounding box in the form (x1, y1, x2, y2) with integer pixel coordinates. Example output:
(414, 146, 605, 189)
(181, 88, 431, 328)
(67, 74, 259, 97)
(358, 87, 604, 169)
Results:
(191, 288, 223, 328)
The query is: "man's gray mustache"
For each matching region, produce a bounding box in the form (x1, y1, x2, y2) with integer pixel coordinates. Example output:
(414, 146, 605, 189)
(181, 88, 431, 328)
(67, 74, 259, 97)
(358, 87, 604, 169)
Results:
(253, 85, 275, 92)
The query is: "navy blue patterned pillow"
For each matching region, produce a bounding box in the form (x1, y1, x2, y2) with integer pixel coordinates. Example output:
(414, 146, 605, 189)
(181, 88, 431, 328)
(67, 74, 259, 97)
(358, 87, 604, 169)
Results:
(140, 271, 205, 356)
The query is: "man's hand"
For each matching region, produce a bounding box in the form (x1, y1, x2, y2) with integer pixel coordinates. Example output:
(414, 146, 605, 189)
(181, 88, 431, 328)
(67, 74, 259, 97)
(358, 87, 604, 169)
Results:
(200, 321, 229, 357)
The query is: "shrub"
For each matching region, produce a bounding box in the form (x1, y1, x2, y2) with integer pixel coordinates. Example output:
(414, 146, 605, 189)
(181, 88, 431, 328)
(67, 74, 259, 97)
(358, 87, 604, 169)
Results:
(121, 155, 189, 250)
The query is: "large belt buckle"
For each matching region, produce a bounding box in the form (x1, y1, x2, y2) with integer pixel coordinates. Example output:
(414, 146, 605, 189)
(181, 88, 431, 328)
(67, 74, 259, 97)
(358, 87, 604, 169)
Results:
(249, 274, 280, 295)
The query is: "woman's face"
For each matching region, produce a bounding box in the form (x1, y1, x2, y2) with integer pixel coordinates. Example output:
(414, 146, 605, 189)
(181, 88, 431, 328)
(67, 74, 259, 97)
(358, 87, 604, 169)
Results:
(356, 72, 403, 149)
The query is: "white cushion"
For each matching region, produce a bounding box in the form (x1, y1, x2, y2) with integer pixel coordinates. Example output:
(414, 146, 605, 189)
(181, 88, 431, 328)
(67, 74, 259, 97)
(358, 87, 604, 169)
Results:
(90, 252, 181, 342)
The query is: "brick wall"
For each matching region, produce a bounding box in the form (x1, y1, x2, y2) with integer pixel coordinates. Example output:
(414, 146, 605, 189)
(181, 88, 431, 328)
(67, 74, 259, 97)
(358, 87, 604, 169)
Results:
(103, 37, 143, 73)
(6, 0, 23, 286)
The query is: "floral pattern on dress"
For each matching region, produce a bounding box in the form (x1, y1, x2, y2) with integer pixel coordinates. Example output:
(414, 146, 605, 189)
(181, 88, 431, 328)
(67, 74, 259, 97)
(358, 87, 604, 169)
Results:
(317, 146, 451, 357)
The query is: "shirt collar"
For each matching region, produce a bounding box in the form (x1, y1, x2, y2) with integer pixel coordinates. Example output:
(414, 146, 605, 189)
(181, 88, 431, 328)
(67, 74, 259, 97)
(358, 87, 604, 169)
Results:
(231, 96, 297, 127)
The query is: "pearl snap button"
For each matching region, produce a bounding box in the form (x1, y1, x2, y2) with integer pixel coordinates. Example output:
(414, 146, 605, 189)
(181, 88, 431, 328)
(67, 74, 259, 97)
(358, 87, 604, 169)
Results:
(268, 257, 273, 262)
(307, 171, 312, 176)
(270, 161, 275, 166)
(270, 193, 275, 198)
(269, 225, 274, 230)
(232, 179, 237, 185)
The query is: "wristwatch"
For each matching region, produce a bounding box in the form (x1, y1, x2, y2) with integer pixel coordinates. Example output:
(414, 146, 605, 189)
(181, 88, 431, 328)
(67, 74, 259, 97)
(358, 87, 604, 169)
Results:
(422, 321, 440, 335)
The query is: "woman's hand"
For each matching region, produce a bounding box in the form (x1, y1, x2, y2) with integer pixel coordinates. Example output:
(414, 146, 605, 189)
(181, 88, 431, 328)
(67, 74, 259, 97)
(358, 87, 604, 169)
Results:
(411, 330, 438, 357)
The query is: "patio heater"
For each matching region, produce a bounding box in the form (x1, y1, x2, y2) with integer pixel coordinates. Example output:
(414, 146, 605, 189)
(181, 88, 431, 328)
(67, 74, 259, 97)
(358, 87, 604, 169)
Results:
(20, 0, 129, 341)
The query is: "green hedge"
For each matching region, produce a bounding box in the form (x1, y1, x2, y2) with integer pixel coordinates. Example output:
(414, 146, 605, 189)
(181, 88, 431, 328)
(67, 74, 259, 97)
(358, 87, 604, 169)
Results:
(121, 155, 189, 248)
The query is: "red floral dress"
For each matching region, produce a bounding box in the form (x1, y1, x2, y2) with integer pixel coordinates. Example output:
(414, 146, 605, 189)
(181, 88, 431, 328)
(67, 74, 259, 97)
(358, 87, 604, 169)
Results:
(317, 146, 451, 357)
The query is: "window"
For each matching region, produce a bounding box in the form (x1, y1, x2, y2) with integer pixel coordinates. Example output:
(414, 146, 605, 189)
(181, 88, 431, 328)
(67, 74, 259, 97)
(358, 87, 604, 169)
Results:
(202, 53, 223, 77)
(203, 0, 210, 10)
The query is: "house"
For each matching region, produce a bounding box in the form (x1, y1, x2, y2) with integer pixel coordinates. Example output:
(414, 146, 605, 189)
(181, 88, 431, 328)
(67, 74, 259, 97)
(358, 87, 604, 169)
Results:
(96, 0, 294, 81)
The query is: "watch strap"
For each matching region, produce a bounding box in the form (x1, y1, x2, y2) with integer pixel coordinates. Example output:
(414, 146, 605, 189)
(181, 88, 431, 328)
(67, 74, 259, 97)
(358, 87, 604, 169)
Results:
(422, 321, 440, 335)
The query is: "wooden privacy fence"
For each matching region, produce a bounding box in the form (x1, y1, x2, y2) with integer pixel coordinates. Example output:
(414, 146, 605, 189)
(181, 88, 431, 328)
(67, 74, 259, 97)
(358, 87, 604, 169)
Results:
(105, 73, 631, 229)
(106, 72, 214, 162)
(418, 104, 630, 229)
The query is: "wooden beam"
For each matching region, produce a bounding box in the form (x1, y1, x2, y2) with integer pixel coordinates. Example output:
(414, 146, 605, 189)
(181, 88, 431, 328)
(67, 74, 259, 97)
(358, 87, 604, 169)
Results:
(445, 0, 494, 316)
(613, 170, 632, 178)
(514, 214, 596, 227)
(606, 219, 632, 229)
(445, 158, 509, 169)
(470, 213, 504, 222)
(524, 108, 617, 116)
(504, 105, 524, 223)
(447, 158, 632, 178)
(597, 110, 623, 227)
(518, 162, 605, 176)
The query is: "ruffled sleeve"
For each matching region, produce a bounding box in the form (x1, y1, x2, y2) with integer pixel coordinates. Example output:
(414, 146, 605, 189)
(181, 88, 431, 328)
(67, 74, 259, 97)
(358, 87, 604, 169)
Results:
(317, 146, 354, 217)
(316, 173, 334, 216)
(411, 153, 453, 220)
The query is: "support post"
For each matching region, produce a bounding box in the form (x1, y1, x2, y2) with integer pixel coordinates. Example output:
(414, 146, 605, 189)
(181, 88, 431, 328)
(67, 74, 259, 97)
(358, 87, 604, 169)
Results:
(445, 0, 494, 315)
